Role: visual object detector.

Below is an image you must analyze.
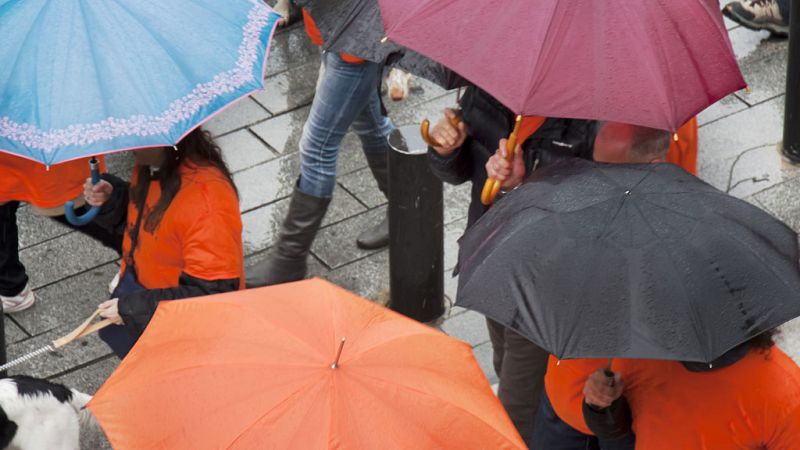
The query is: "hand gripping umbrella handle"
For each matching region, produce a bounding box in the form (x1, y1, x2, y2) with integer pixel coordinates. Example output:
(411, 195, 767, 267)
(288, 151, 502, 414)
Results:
(64, 157, 101, 226)
(420, 113, 462, 148)
(481, 115, 523, 205)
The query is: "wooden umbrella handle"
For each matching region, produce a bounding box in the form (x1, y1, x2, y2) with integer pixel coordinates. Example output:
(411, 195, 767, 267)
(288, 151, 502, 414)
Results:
(420, 113, 462, 148)
(52, 309, 114, 349)
(481, 115, 523, 205)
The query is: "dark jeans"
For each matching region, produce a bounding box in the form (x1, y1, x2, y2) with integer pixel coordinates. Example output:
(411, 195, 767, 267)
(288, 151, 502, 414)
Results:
(531, 392, 636, 450)
(98, 269, 144, 359)
(486, 318, 549, 445)
(779, 0, 790, 20)
(0, 202, 27, 297)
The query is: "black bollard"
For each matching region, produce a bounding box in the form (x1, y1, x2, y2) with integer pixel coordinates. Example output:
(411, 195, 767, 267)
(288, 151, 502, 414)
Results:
(386, 125, 445, 323)
(783, 0, 800, 160)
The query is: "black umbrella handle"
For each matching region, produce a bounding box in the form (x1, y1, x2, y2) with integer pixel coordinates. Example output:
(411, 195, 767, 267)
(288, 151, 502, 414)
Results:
(604, 367, 615, 388)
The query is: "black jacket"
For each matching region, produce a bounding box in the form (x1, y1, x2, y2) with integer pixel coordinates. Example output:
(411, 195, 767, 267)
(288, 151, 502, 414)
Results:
(94, 173, 240, 336)
(427, 86, 597, 227)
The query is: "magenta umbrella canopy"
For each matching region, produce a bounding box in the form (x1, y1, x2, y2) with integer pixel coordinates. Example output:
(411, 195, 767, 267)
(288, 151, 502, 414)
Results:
(379, 0, 745, 131)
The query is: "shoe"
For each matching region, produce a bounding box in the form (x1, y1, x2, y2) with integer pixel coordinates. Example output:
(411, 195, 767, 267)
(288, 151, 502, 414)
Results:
(274, 0, 301, 27)
(1, 283, 35, 313)
(387, 69, 412, 102)
(356, 152, 390, 250)
(723, 0, 789, 36)
(246, 186, 331, 288)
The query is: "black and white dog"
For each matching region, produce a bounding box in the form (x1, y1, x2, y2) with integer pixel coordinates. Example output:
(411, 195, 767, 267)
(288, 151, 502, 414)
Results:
(0, 376, 93, 450)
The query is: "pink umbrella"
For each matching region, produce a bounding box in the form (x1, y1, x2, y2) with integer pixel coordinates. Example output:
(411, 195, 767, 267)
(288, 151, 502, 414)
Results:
(379, 0, 745, 132)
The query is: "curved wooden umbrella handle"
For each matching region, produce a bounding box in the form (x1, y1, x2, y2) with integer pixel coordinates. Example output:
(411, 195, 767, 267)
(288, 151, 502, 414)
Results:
(420, 113, 462, 148)
(481, 115, 523, 205)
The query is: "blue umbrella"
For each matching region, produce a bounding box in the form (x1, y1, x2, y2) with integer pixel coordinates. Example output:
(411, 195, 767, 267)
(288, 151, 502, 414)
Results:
(0, 0, 280, 223)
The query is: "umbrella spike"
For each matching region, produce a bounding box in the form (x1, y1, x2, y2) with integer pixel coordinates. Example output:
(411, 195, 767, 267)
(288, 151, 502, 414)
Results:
(331, 337, 346, 369)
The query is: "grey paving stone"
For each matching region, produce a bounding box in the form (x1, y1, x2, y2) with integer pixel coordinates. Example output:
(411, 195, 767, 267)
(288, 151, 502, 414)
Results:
(777, 317, 800, 366)
(697, 94, 749, 127)
(440, 309, 490, 347)
(391, 92, 460, 127)
(3, 318, 30, 344)
(697, 95, 784, 163)
(472, 340, 499, 385)
(698, 144, 800, 199)
(325, 250, 389, 301)
(103, 151, 135, 181)
(250, 106, 309, 154)
(233, 154, 299, 212)
(312, 207, 386, 269)
(16, 206, 72, 249)
(444, 183, 471, 225)
(754, 176, 800, 231)
(5, 326, 113, 379)
(19, 232, 118, 290)
(444, 218, 468, 271)
(384, 76, 450, 118)
(736, 49, 787, 106)
(217, 129, 278, 173)
(204, 97, 272, 138)
(729, 26, 773, 62)
(253, 60, 320, 115)
(264, 24, 321, 77)
(337, 167, 386, 208)
(12, 263, 119, 337)
(242, 186, 366, 255)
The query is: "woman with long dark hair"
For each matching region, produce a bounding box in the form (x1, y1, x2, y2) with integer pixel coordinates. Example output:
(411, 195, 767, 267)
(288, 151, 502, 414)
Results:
(84, 128, 243, 358)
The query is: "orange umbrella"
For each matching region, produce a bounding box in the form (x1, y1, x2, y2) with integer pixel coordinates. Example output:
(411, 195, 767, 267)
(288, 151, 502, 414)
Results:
(89, 278, 525, 449)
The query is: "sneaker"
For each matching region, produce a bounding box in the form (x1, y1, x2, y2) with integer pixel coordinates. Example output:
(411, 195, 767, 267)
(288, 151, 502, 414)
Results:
(387, 69, 412, 102)
(723, 0, 789, 37)
(1, 283, 35, 313)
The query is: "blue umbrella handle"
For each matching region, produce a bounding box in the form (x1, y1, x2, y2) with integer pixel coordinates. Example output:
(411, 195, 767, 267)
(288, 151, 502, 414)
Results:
(64, 157, 100, 226)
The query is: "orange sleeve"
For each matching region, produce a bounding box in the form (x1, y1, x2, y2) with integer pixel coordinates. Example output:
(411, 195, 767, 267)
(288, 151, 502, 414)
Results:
(666, 117, 698, 175)
(302, 8, 364, 64)
(181, 209, 243, 282)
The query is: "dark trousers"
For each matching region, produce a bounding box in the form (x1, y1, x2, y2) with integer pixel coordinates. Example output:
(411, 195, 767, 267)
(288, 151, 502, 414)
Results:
(0, 202, 27, 297)
(531, 392, 636, 450)
(487, 318, 549, 445)
(779, 0, 790, 20)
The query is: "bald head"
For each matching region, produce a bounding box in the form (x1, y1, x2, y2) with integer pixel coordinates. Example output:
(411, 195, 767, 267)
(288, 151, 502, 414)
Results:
(593, 122, 671, 164)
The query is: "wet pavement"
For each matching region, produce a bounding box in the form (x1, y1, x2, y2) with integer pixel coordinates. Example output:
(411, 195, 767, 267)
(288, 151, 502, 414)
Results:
(5, 11, 800, 449)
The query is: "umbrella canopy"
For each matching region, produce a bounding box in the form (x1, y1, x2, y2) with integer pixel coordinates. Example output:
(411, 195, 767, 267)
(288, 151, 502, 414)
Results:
(89, 278, 525, 449)
(379, 0, 746, 131)
(0, 0, 280, 165)
(296, 0, 467, 89)
(456, 159, 800, 363)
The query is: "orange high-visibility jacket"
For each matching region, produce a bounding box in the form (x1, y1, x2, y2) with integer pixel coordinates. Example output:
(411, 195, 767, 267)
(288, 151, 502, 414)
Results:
(0, 155, 106, 208)
(666, 117, 698, 174)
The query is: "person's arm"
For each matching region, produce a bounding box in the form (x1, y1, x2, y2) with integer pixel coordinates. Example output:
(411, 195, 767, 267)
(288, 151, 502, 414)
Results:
(84, 173, 130, 236)
(115, 273, 239, 335)
(427, 108, 472, 185)
(581, 369, 634, 439)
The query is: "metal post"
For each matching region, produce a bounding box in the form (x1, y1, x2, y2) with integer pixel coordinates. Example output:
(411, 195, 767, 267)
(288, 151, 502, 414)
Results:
(783, 0, 800, 160)
(386, 125, 445, 323)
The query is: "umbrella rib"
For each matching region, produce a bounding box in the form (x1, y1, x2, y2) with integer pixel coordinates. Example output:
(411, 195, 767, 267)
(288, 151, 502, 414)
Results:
(350, 371, 524, 448)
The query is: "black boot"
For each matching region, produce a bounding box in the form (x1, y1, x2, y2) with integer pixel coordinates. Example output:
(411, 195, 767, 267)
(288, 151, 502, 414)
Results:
(246, 187, 331, 287)
(356, 152, 389, 250)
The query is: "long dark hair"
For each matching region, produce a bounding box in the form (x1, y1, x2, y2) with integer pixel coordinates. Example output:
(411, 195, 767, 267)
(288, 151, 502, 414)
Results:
(130, 128, 237, 233)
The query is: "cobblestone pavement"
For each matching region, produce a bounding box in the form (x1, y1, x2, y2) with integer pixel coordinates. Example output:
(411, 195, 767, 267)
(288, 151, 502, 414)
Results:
(4, 9, 800, 449)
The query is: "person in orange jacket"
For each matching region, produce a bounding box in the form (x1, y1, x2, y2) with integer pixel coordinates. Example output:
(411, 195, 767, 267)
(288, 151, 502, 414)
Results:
(583, 330, 800, 450)
(84, 128, 244, 358)
(0, 155, 118, 313)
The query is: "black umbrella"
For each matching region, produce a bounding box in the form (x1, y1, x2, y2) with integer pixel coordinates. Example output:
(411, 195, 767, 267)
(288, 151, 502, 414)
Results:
(456, 159, 800, 363)
(295, 0, 468, 89)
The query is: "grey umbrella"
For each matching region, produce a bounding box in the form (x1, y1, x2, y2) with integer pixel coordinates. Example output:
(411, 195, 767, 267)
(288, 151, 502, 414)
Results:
(295, 0, 467, 89)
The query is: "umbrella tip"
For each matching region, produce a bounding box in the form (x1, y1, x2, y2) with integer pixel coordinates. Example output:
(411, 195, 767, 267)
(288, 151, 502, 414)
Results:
(331, 337, 347, 369)
(380, 36, 388, 43)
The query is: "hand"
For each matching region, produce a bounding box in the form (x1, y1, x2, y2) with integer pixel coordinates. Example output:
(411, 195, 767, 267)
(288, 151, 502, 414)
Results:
(485, 139, 525, 189)
(583, 369, 625, 409)
(83, 179, 113, 207)
(430, 108, 467, 156)
(98, 299, 124, 326)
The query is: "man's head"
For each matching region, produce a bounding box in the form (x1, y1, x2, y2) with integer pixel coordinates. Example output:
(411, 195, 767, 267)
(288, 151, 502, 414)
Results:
(593, 122, 671, 164)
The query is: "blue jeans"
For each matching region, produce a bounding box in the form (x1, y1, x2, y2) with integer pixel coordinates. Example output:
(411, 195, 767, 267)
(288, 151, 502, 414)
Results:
(298, 52, 394, 198)
(531, 392, 636, 450)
